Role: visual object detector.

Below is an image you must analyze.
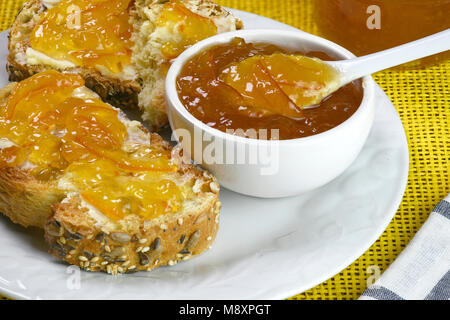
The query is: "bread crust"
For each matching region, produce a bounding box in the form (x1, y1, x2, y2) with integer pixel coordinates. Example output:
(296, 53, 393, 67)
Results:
(46, 184, 220, 274)
(0, 82, 65, 228)
(0, 81, 221, 274)
(0, 167, 64, 228)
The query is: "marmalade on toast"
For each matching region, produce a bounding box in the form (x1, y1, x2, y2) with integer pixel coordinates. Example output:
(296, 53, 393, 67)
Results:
(157, 1, 218, 60)
(0, 71, 184, 221)
(29, 0, 220, 74)
(30, 0, 134, 74)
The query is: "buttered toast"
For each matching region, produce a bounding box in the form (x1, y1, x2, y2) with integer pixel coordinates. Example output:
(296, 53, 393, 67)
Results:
(7, 0, 243, 131)
(0, 71, 221, 274)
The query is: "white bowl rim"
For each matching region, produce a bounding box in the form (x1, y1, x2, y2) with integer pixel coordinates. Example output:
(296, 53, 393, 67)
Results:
(165, 28, 376, 146)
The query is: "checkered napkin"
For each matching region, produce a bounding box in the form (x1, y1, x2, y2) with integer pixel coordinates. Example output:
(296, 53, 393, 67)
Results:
(359, 194, 450, 300)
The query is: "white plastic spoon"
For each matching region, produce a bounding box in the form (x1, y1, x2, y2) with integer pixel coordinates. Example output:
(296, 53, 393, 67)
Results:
(325, 28, 450, 94)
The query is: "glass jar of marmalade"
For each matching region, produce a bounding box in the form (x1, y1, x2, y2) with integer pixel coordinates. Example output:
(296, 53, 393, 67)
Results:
(314, 0, 450, 68)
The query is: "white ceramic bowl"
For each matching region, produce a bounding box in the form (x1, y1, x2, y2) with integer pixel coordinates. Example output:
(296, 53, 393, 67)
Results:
(165, 29, 376, 198)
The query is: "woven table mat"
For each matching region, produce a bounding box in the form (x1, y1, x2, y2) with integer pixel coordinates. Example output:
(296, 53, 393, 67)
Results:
(0, 0, 449, 300)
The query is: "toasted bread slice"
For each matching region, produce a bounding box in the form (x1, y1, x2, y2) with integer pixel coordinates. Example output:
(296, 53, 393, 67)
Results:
(7, 0, 142, 114)
(0, 71, 221, 274)
(7, 0, 243, 131)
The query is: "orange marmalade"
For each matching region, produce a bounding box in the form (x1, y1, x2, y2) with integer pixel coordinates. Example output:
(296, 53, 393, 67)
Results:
(0, 71, 182, 221)
(30, 0, 134, 74)
(157, 1, 218, 60)
(177, 38, 363, 140)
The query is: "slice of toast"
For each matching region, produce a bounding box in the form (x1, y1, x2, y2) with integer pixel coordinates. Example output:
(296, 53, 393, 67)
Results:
(0, 71, 221, 274)
(7, 0, 243, 131)
(7, 0, 142, 116)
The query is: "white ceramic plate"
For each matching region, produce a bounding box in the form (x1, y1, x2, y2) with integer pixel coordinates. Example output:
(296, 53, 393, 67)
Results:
(0, 10, 409, 300)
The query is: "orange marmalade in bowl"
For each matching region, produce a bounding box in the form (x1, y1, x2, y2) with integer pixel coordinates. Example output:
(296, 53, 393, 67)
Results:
(30, 0, 134, 74)
(176, 38, 363, 140)
(0, 71, 183, 221)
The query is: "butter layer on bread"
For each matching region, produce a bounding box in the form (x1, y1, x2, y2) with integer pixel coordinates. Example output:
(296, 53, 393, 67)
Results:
(7, 0, 243, 131)
(0, 71, 221, 274)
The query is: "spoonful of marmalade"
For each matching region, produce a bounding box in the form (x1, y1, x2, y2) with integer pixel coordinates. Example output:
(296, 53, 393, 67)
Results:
(219, 53, 340, 119)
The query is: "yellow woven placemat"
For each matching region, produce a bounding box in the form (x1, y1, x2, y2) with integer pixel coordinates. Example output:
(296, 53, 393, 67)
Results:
(0, 0, 449, 301)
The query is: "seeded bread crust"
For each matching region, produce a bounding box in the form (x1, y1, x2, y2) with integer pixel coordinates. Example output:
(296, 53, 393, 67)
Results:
(0, 82, 221, 275)
(46, 186, 220, 274)
(7, 0, 243, 131)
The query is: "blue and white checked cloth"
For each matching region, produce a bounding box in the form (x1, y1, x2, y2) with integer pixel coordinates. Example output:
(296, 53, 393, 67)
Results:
(360, 194, 450, 300)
